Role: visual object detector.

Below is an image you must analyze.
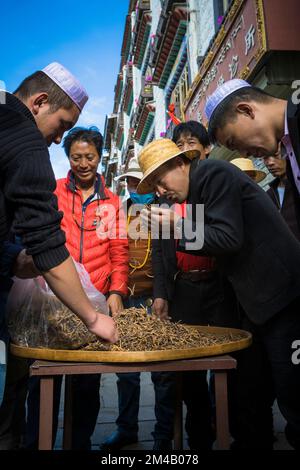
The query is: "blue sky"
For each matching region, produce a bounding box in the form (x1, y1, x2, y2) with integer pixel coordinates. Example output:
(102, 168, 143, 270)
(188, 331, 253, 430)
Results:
(0, 0, 128, 177)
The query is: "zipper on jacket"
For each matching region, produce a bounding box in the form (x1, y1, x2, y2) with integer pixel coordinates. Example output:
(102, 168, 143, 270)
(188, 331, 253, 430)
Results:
(79, 205, 86, 263)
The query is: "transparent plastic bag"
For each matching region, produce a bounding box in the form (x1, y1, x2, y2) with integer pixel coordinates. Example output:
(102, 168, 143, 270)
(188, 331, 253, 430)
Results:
(6, 261, 108, 349)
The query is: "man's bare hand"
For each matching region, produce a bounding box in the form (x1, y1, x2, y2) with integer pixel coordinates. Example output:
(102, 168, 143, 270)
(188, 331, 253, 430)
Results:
(13, 249, 40, 279)
(87, 312, 119, 343)
(107, 293, 123, 317)
(152, 298, 170, 321)
(140, 207, 181, 237)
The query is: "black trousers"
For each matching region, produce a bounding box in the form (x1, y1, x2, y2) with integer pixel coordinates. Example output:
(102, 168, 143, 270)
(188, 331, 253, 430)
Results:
(26, 374, 100, 450)
(226, 297, 300, 449)
(260, 297, 300, 449)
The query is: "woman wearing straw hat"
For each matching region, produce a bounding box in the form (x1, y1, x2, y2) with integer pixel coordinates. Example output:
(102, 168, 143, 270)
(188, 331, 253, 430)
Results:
(137, 138, 300, 450)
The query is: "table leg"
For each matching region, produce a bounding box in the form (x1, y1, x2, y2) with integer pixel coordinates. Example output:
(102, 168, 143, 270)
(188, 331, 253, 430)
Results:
(214, 371, 230, 450)
(173, 372, 183, 450)
(39, 376, 54, 450)
(63, 375, 73, 450)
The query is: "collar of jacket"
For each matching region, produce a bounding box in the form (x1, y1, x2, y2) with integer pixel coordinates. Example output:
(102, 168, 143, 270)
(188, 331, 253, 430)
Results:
(66, 170, 109, 200)
(4, 92, 37, 126)
(286, 98, 300, 159)
(269, 177, 281, 190)
(187, 157, 200, 198)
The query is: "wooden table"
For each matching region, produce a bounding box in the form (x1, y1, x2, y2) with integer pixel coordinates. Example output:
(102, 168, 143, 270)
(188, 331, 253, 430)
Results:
(29, 355, 237, 451)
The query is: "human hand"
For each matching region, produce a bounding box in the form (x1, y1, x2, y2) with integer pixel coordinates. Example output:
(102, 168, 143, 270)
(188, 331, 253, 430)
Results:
(152, 298, 170, 321)
(13, 249, 40, 279)
(140, 207, 181, 237)
(87, 312, 119, 343)
(107, 293, 123, 317)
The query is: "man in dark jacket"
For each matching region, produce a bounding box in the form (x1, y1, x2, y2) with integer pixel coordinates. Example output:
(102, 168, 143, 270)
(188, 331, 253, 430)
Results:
(0, 63, 117, 342)
(264, 153, 300, 242)
(206, 79, 300, 193)
(152, 122, 239, 450)
(137, 138, 300, 449)
(0, 241, 34, 449)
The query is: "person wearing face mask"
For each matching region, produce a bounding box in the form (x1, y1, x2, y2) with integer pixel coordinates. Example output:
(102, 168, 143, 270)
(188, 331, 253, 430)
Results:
(99, 158, 176, 452)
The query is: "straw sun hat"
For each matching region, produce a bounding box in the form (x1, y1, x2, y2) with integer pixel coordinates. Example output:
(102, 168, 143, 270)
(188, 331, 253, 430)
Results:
(230, 158, 266, 183)
(137, 139, 199, 194)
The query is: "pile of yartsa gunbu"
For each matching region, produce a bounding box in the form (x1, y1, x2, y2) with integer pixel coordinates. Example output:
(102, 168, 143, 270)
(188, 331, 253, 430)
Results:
(8, 300, 245, 351)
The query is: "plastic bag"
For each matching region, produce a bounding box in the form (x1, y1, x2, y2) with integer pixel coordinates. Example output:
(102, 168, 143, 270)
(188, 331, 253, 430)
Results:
(6, 261, 108, 349)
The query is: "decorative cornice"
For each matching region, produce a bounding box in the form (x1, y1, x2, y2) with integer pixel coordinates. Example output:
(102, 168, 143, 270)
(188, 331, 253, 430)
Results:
(152, 5, 187, 84)
(121, 15, 132, 67)
(134, 101, 155, 142)
(133, 11, 152, 68)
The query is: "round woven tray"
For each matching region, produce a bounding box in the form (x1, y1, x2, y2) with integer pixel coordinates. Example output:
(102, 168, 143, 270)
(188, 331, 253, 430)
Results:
(10, 325, 252, 363)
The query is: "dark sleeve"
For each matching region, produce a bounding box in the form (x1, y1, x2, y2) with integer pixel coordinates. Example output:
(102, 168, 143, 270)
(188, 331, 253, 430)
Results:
(0, 240, 23, 278)
(152, 239, 168, 299)
(180, 162, 244, 255)
(3, 146, 69, 272)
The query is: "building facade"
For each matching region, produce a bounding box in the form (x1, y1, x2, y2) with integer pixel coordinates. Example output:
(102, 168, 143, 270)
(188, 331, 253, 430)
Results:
(103, 0, 300, 191)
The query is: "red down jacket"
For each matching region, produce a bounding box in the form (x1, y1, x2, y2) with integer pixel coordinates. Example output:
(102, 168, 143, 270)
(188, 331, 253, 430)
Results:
(55, 172, 128, 296)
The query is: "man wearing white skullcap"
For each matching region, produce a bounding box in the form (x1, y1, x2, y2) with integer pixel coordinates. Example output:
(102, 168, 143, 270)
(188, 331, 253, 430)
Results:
(0, 64, 118, 343)
(205, 78, 300, 199)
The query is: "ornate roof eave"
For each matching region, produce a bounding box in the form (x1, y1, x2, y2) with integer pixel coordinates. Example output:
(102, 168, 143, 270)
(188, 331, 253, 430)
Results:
(157, 23, 187, 88)
(133, 11, 152, 68)
(152, 5, 187, 84)
(113, 72, 124, 112)
(129, 0, 138, 14)
(150, 1, 186, 65)
(134, 100, 155, 142)
(122, 80, 133, 114)
(121, 15, 132, 67)
(120, 64, 133, 111)
(116, 124, 124, 150)
(103, 114, 117, 150)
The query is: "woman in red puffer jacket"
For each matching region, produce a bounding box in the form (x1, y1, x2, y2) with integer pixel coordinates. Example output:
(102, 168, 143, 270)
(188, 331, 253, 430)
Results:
(26, 127, 128, 450)
(55, 143, 128, 309)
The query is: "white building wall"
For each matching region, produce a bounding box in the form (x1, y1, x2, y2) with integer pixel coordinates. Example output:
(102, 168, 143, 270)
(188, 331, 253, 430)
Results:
(150, 0, 161, 33)
(133, 65, 142, 108)
(187, 0, 216, 81)
(123, 111, 130, 143)
(151, 0, 166, 139)
(154, 86, 166, 139)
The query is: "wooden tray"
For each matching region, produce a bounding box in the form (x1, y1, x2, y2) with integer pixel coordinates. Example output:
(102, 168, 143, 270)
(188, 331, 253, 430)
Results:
(10, 325, 252, 363)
